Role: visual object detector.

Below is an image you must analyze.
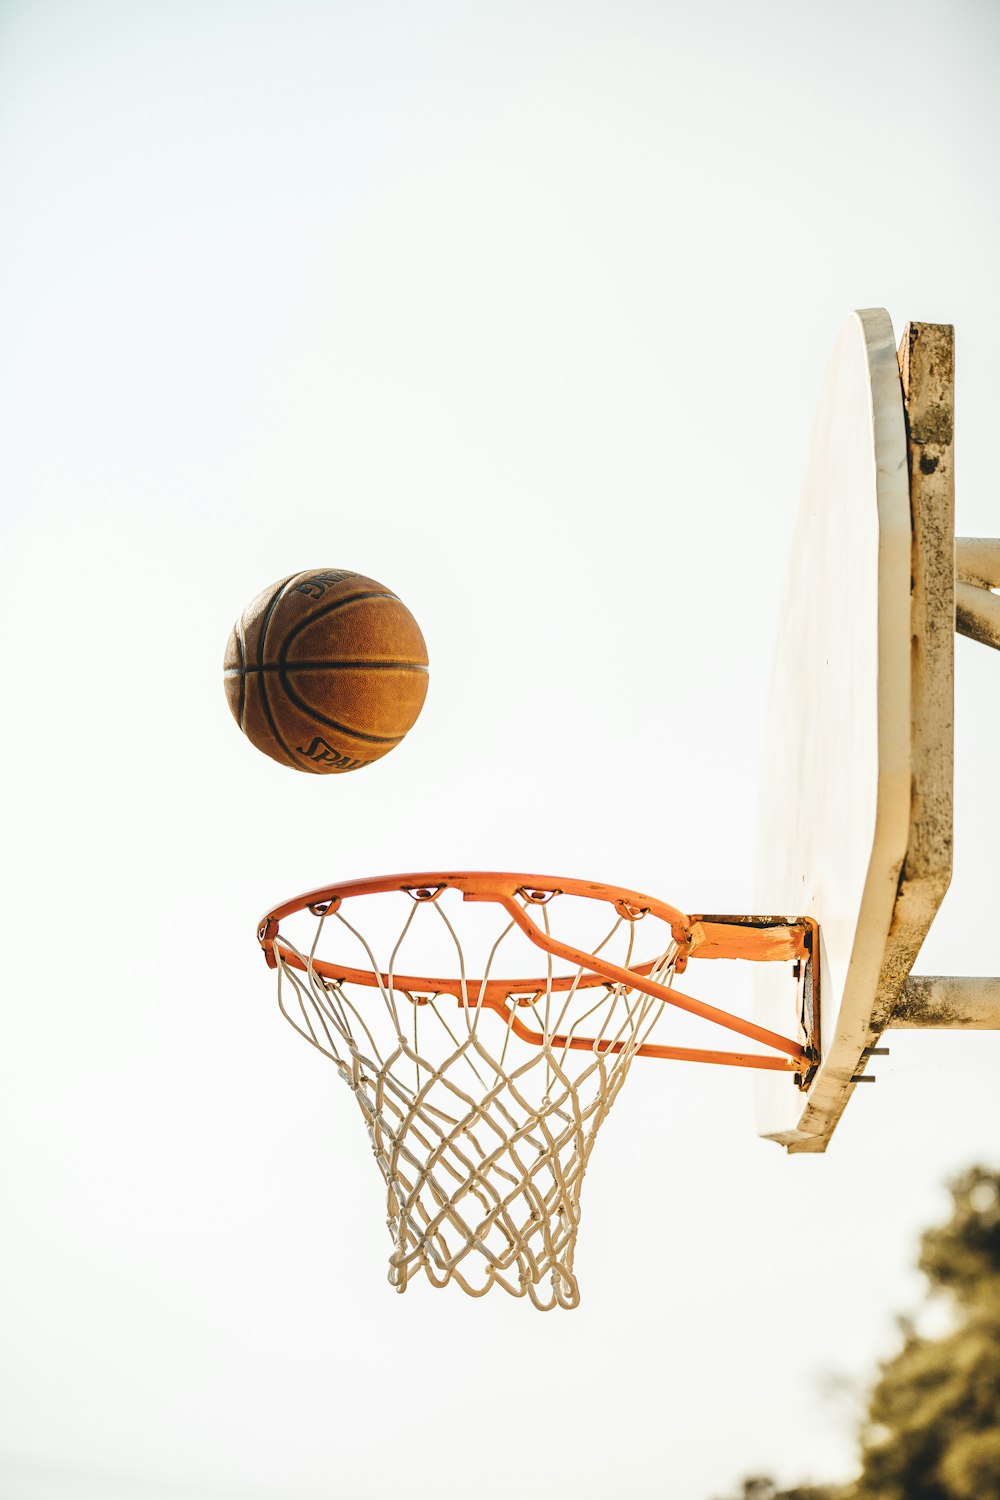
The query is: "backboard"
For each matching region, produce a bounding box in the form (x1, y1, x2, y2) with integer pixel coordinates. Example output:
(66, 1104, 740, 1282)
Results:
(754, 309, 955, 1152)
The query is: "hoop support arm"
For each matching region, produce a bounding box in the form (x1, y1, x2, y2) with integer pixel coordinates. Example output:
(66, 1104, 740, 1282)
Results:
(478, 996, 803, 1070)
(496, 896, 810, 1064)
(266, 940, 805, 1072)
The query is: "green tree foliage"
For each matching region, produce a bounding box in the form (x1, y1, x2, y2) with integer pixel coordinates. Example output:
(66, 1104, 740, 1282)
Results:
(854, 1167, 1000, 1500)
(710, 1470, 845, 1494)
(712, 1480, 847, 1500)
(919, 1166, 1000, 1308)
(715, 1167, 1000, 1500)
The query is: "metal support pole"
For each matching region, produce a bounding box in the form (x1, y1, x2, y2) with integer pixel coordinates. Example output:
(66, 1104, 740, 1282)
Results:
(955, 537, 1000, 650)
(890, 975, 1000, 1029)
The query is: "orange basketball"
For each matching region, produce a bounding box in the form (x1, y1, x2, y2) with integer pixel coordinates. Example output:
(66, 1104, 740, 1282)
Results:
(224, 569, 429, 774)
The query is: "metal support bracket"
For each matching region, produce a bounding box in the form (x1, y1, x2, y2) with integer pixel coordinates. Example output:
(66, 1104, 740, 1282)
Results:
(889, 540, 1000, 1022)
(890, 975, 1000, 1029)
(956, 537, 1000, 650)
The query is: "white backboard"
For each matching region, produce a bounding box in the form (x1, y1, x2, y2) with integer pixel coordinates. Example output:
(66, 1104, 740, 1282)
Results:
(754, 309, 954, 1152)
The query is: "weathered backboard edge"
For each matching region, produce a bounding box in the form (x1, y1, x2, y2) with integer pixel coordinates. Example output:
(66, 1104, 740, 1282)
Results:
(757, 313, 954, 1153)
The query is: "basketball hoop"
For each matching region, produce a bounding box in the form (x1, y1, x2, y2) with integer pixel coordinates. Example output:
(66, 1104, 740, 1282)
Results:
(258, 872, 817, 1308)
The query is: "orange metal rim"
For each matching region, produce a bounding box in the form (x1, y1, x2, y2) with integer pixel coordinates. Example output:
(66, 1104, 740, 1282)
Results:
(257, 870, 817, 1075)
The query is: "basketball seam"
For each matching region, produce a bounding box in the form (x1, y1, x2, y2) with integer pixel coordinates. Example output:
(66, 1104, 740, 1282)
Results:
(257, 572, 313, 769)
(225, 660, 429, 675)
(236, 619, 247, 731)
(278, 590, 423, 661)
(277, 672, 407, 745)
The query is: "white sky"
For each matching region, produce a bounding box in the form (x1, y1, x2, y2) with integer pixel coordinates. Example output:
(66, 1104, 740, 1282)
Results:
(1, 2, 999, 1497)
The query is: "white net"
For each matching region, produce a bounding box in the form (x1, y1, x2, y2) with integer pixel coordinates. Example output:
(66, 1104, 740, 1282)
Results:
(270, 884, 681, 1310)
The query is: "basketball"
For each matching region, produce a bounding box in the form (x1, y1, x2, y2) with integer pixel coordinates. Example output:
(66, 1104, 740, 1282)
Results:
(224, 569, 429, 774)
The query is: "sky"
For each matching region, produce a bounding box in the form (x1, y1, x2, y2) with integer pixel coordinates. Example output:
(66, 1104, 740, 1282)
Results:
(1, 1, 999, 1497)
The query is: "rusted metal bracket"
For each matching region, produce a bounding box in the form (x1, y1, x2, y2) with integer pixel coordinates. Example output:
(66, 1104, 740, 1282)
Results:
(852, 1045, 889, 1083)
(955, 537, 1000, 651)
(691, 914, 820, 1087)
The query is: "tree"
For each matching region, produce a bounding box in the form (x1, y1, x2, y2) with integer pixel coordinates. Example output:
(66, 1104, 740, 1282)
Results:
(714, 1167, 1000, 1500)
(854, 1167, 1000, 1500)
(712, 1475, 847, 1499)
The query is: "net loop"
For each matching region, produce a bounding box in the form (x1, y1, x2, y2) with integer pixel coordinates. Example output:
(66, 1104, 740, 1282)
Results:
(615, 899, 649, 921)
(308, 898, 341, 917)
(517, 885, 561, 905)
